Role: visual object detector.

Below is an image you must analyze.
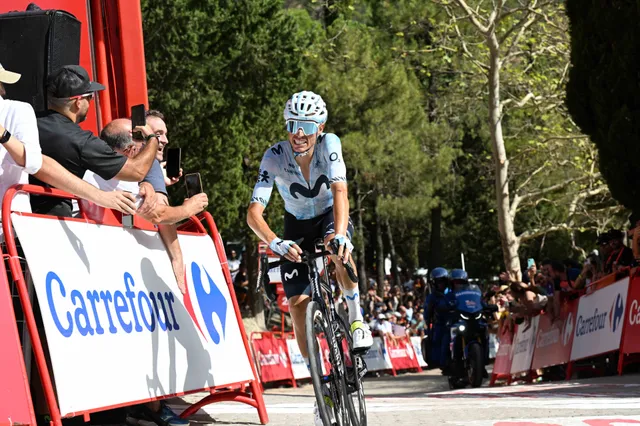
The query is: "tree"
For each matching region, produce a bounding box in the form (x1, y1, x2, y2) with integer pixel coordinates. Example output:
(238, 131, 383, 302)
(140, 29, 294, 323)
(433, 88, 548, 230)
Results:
(142, 0, 309, 319)
(302, 18, 456, 289)
(433, 0, 615, 278)
(566, 0, 640, 217)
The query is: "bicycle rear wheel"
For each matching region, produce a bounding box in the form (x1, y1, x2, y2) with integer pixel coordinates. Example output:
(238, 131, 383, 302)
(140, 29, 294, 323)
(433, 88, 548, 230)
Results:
(306, 300, 350, 426)
(336, 317, 367, 426)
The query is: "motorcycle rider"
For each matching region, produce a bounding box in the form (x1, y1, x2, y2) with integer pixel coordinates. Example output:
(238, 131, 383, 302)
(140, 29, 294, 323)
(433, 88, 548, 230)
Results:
(423, 267, 450, 372)
(445, 269, 489, 378)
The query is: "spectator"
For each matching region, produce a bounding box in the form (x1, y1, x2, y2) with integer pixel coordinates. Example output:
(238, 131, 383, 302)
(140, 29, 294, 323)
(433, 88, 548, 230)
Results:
(30, 65, 159, 217)
(228, 249, 241, 282)
(84, 118, 208, 292)
(373, 313, 393, 339)
(541, 259, 580, 292)
(233, 264, 249, 306)
(0, 63, 136, 216)
(604, 229, 634, 274)
(597, 232, 613, 270)
(405, 300, 414, 322)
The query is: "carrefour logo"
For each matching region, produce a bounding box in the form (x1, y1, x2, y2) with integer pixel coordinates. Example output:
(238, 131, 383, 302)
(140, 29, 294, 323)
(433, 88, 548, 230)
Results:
(562, 313, 574, 346)
(46, 261, 228, 344)
(576, 293, 625, 337)
(183, 262, 227, 344)
(610, 293, 624, 332)
(46, 271, 181, 337)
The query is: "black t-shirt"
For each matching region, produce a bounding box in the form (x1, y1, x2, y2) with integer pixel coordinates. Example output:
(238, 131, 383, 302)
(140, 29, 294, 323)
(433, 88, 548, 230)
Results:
(30, 111, 127, 217)
(604, 246, 635, 274)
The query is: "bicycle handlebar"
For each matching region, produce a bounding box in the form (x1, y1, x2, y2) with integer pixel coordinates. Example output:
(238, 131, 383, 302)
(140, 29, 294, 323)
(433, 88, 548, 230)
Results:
(256, 249, 359, 293)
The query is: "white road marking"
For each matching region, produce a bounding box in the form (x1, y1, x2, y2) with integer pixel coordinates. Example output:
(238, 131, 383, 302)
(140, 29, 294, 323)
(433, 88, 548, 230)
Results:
(447, 415, 640, 426)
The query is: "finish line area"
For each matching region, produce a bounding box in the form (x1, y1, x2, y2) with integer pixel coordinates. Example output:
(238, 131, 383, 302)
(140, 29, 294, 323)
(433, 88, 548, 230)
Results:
(166, 371, 640, 426)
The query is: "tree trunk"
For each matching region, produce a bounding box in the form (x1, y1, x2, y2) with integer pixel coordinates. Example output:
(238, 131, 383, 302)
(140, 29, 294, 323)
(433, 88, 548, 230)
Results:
(245, 232, 265, 326)
(428, 204, 442, 270)
(355, 182, 368, 294)
(385, 218, 401, 288)
(375, 194, 385, 297)
(487, 33, 521, 281)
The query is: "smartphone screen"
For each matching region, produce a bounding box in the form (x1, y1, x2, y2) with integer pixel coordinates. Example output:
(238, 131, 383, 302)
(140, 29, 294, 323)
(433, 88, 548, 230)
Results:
(185, 173, 203, 198)
(130, 104, 146, 141)
(165, 148, 181, 178)
(527, 258, 535, 269)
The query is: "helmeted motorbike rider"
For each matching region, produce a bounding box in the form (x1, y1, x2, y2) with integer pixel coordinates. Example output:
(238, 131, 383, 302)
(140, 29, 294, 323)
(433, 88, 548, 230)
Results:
(445, 269, 489, 379)
(423, 267, 450, 371)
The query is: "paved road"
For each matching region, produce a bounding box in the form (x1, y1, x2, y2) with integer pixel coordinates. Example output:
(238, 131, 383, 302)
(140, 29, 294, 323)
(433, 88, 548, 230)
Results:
(170, 371, 640, 425)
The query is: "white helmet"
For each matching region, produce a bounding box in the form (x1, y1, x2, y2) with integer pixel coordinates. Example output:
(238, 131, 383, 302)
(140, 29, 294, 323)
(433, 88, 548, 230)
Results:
(283, 91, 328, 124)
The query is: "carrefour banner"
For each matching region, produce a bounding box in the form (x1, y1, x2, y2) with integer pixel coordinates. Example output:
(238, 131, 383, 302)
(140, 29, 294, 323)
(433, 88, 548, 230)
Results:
(571, 277, 628, 361)
(12, 214, 254, 416)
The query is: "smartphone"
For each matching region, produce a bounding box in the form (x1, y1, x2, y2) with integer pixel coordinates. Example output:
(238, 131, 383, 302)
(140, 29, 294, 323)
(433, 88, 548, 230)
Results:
(185, 172, 203, 198)
(130, 104, 146, 141)
(165, 148, 181, 178)
(121, 190, 134, 227)
(527, 258, 535, 269)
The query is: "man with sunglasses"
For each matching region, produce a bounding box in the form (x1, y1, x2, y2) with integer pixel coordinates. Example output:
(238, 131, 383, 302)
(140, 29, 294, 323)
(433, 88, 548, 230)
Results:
(30, 65, 159, 218)
(247, 90, 372, 424)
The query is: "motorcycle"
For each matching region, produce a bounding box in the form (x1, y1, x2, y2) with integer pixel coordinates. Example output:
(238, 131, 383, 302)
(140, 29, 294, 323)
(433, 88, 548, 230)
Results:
(446, 283, 498, 389)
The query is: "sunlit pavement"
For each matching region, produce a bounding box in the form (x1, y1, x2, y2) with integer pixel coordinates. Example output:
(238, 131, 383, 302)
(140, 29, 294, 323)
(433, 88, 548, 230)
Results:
(169, 371, 640, 425)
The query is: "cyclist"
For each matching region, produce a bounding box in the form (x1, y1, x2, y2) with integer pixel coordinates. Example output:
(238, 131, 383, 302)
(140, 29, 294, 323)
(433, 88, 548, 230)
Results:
(247, 91, 373, 423)
(424, 267, 450, 372)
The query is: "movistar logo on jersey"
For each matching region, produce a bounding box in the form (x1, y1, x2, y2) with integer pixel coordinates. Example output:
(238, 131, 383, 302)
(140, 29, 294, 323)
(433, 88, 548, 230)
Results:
(289, 175, 330, 199)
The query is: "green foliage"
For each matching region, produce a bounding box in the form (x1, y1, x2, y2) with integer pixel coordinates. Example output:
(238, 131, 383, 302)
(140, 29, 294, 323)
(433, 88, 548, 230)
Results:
(566, 0, 640, 215)
(142, 0, 308, 238)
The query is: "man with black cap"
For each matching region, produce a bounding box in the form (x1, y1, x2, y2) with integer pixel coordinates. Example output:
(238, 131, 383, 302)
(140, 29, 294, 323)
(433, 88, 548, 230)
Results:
(1, 62, 137, 216)
(30, 64, 160, 217)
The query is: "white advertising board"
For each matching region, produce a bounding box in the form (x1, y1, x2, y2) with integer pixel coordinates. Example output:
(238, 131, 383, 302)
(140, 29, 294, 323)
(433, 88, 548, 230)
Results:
(362, 337, 393, 372)
(570, 277, 628, 361)
(12, 214, 254, 416)
(510, 316, 539, 374)
(410, 336, 428, 368)
(286, 339, 311, 379)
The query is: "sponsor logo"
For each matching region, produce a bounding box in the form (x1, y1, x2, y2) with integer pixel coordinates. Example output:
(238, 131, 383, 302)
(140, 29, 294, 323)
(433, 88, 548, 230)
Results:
(279, 345, 289, 368)
(45, 271, 181, 338)
(289, 175, 330, 199)
(185, 262, 228, 344)
(258, 169, 270, 184)
(284, 269, 299, 281)
(329, 152, 340, 162)
(345, 292, 359, 301)
(629, 299, 640, 325)
(563, 312, 574, 346)
(271, 145, 284, 155)
(406, 342, 414, 360)
(610, 293, 625, 332)
(537, 326, 560, 349)
(576, 308, 608, 337)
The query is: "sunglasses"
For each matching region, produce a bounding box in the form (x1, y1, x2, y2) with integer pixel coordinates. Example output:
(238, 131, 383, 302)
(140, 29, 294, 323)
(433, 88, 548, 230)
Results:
(70, 93, 94, 101)
(286, 120, 319, 136)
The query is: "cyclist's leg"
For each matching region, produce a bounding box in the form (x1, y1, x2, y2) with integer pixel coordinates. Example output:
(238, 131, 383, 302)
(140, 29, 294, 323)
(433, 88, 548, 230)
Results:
(323, 212, 372, 351)
(280, 211, 320, 359)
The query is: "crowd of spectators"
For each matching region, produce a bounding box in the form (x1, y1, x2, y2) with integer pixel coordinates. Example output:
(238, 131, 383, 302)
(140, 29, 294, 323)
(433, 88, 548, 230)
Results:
(1, 62, 209, 426)
(482, 227, 637, 335)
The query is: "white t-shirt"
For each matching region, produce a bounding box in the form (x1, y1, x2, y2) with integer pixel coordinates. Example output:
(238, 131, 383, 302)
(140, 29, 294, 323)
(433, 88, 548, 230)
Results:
(374, 320, 392, 335)
(0, 96, 43, 213)
(74, 171, 142, 218)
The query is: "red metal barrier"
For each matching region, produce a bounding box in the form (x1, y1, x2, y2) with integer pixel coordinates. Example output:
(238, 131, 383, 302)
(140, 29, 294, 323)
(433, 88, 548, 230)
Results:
(490, 325, 515, 386)
(2, 184, 268, 426)
(250, 331, 296, 388)
(531, 298, 578, 371)
(0, 253, 36, 426)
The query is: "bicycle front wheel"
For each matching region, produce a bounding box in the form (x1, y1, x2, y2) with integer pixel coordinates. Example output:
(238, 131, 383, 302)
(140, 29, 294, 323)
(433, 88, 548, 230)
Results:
(306, 300, 350, 426)
(336, 316, 367, 426)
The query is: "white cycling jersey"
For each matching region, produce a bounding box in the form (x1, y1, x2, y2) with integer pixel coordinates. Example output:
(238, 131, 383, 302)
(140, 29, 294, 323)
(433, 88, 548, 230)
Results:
(250, 133, 347, 220)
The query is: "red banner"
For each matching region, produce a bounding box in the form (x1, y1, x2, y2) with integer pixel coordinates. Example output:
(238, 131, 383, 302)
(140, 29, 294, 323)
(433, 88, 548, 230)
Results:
(621, 276, 640, 355)
(318, 337, 333, 375)
(493, 325, 514, 376)
(386, 336, 420, 371)
(252, 334, 293, 384)
(531, 299, 578, 370)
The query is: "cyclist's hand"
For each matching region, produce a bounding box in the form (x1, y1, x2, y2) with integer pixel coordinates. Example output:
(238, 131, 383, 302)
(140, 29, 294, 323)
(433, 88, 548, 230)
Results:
(331, 234, 354, 264)
(269, 237, 302, 263)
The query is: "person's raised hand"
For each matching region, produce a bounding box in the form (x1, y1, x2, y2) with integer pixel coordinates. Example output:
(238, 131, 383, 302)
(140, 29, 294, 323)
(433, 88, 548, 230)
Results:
(96, 190, 137, 215)
(137, 182, 157, 216)
(184, 193, 208, 216)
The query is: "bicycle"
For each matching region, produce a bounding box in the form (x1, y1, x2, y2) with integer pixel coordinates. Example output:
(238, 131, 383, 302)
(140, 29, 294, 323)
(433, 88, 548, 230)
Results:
(257, 239, 367, 426)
